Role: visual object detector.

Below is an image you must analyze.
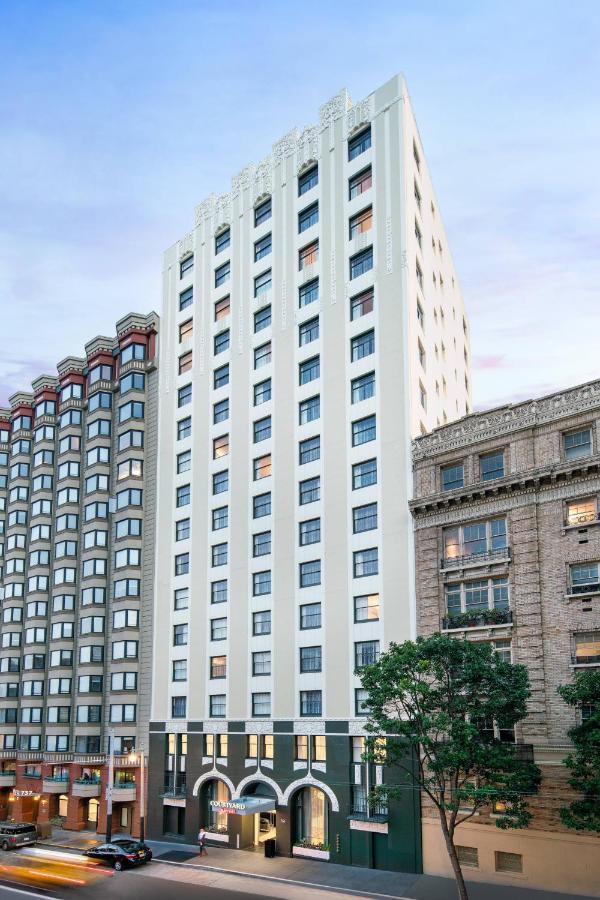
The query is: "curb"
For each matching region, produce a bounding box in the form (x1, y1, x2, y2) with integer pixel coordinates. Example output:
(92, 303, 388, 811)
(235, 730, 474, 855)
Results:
(38, 841, 414, 900)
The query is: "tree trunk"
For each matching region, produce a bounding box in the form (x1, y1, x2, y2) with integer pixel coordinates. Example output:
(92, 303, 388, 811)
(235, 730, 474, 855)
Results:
(438, 810, 469, 900)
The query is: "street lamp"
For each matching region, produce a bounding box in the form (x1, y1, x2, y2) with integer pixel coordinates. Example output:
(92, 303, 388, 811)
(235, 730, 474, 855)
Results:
(129, 748, 145, 843)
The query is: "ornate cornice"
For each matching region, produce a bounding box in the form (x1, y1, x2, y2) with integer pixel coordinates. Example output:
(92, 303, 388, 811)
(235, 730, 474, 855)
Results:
(57, 356, 86, 377)
(31, 374, 59, 394)
(115, 311, 158, 337)
(8, 391, 33, 409)
(84, 335, 115, 357)
(413, 379, 600, 462)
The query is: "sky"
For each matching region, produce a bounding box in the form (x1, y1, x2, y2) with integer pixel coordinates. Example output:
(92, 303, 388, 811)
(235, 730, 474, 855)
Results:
(0, 0, 598, 410)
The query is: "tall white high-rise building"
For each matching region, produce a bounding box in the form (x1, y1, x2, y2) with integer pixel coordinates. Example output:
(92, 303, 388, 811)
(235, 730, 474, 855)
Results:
(149, 74, 470, 868)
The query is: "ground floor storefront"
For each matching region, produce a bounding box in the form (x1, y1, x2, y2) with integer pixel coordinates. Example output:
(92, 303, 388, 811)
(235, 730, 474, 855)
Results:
(0, 751, 143, 837)
(147, 723, 422, 872)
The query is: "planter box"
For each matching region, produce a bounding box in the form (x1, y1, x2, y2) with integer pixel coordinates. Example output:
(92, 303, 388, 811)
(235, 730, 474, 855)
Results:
(112, 786, 136, 802)
(42, 779, 69, 794)
(206, 832, 229, 844)
(0, 774, 16, 787)
(293, 846, 330, 861)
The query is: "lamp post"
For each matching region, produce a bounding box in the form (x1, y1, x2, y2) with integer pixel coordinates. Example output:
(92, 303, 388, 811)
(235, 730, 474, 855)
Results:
(106, 729, 115, 843)
(130, 748, 145, 842)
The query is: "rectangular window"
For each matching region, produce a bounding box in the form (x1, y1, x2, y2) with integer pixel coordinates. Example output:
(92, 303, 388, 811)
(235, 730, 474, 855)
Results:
(353, 547, 378, 577)
(564, 428, 592, 460)
(178, 417, 191, 440)
(355, 640, 379, 668)
(354, 593, 380, 622)
(180, 255, 193, 278)
(215, 261, 230, 288)
(299, 436, 320, 465)
(252, 651, 271, 676)
(210, 400, 228, 426)
(349, 206, 373, 239)
(443, 519, 507, 563)
(253, 454, 272, 480)
(214, 364, 229, 389)
(179, 286, 193, 310)
(295, 735, 308, 760)
(300, 602, 321, 630)
(253, 531, 271, 557)
(210, 617, 227, 640)
(174, 588, 189, 610)
(254, 379, 271, 406)
(355, 688, 369, 716)
(252, 692, 271, 717)
(299, 356, 320, 385)
(214, 329, 230, 355)
(456, 846, 479, 869)
(178, 350, 193, 375)
(351, 330, 374, 362)
(352, 415, 376, 446)
(211, 579, 228, 603)
(254, 233, 272, 261)
(212, 506, 228, 530)
(253, 570, 271, 596)
(570, 562, 600, 594)
(175, 519, 190, 541)
(179, 319, 193, 343)
(210, 655, 227, 679)
(213, 435, 229, 459)
(350, 288, 374, 320)
(253, 492, 271, 518)
(298, 165, 318, 195)
(212, 470, 229, 495)
(210, 695, 226, 718)
(480, 451, 505, 481)
(299, 278, 319, 308)
(573, 632, 600, 664)
(253, 610, 271, 635)
(349, 166, 372, 200)
(350, 247, 373, 279)
(298, 202, 319, 233)
(299, 316, 319, 347)
(215, 296, 230, 321)
(300, 690, 321, 716)
(254, 270, 272, 298)
(215, 228, 230, 254)
(348, 127, 371, 161)
(299, 476, 320, 505)
(299, 241, 318, 270)
(178, 384, 192, 408)
(299, 396, 320, 425)
(254, 198, 272, 227)
(254, 342, 272, 369)
(353, 503, 377, 533)
(253, 416, 271, 443)
(299, 517, 320, 546)
(352, 458, 377, 489)
(254, 305, 272, 333)
(566, 497, 597, 527)
(212, 543, 228, 567)
(351, 372, 375, 404)
(495, 851, 522, 874)
(300, 645, 321, 673)
(176, 484, 190, 507)
(299, 559, 321, 587)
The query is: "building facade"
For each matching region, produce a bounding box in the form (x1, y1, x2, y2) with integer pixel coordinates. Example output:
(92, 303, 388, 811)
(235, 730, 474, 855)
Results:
(411, 379, 600, 895)
(149, 74, 470, 869)
(0, 312, 158, 836)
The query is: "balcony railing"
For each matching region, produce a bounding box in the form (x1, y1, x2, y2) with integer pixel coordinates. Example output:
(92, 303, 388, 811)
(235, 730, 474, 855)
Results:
(566, 512, 600, 527)
(442, 547, 511, 571)
(443, 609, 513, 630)
(162, 777, 187, 797)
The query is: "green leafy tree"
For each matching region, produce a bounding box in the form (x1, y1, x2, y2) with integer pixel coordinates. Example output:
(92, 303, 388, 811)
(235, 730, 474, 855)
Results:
(558, 669, 600, 832)
(359, 634, 541, 900)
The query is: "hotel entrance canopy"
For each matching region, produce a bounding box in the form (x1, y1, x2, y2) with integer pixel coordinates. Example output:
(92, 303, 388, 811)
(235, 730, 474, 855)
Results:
(209, 796, 276, 816)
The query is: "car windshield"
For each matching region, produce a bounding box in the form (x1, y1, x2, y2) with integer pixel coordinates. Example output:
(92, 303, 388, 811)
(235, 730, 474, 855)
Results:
(116, 842, 138, 851)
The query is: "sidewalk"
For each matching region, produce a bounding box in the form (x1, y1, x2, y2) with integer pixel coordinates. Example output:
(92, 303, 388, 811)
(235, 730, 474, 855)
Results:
(43, 829, 598, 900)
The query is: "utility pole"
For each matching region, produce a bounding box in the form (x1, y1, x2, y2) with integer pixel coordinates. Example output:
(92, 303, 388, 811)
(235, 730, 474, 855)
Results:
(106, 729, 115, 842)
(139, 748, 145, 843)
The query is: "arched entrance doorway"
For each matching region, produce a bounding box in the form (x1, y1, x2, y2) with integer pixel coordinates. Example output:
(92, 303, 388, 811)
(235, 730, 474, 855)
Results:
(240, 782, 277, 849)
(200, 778, 230, 837)
(292, 786, 329, 849)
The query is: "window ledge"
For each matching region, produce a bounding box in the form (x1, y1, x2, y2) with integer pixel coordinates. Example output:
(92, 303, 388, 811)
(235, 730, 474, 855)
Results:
(563, 519, 600, 534)
(442, 621, 513, 635)
(565, 591, 600, 601)
(570, 662, 600, 669)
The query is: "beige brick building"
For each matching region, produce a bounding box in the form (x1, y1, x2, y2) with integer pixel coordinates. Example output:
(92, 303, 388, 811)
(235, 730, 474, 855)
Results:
(411, 379, 600, 896)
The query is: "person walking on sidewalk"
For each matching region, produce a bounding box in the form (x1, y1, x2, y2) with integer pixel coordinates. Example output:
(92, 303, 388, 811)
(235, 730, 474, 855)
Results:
(198, 826, 208, 856)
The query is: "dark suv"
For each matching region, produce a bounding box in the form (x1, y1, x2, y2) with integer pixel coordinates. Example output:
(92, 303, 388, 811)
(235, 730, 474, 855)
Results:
(0, 823, 38, 850)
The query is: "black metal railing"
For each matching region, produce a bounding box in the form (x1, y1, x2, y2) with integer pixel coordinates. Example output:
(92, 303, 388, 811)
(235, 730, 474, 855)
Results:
(570, 582, 600, 596)
(441, 546, 511, 570)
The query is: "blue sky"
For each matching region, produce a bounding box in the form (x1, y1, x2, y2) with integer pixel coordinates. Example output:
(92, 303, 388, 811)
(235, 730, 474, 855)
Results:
(1, 0, 598, 409)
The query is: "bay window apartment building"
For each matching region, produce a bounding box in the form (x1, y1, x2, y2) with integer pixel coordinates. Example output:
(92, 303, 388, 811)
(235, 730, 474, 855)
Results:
(0, 312, 158, 836)
(150, 74, 470, 869)
(411, 379, 600, 896)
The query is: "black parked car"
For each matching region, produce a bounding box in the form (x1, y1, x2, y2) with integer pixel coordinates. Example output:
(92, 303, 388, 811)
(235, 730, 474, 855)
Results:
(84, 841, 150, 870)
(114, 839, 152, 862)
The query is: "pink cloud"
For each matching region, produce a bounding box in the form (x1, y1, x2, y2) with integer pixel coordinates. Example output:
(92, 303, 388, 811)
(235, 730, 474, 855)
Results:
(473, 355, 506, 370)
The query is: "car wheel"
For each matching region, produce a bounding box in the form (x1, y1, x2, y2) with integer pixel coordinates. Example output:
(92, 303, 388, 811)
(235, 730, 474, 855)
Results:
(114, 860, 123, 871)
(1, 841, 9, 851)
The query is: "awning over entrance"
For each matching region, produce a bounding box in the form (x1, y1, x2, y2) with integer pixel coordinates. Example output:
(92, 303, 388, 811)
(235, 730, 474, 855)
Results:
(210, 796, 276, 816)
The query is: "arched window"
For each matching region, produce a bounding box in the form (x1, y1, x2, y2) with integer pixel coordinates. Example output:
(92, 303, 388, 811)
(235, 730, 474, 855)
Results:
(207, 779, 230, 833)
(294, 786, 327, 845)
(58, 794, 68, 818)
(88, 798, 99, 824)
